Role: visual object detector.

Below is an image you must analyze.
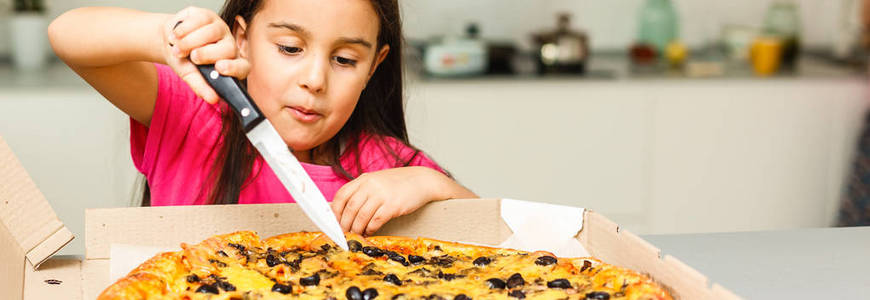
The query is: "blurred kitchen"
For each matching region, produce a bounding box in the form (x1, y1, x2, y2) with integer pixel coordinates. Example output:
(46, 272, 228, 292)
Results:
(1, 0, 869, 256)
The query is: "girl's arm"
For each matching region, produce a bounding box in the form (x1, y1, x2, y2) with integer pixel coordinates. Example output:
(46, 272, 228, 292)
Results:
(331, 166, 479, 235)
(48, 7, 248, 126)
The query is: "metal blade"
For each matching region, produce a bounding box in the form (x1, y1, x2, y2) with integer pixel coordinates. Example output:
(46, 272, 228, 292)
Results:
(246, 121, 349, 250)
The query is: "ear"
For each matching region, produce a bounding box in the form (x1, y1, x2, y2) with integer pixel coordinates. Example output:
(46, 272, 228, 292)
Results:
(367, 45, 390, 80)
(233, 16, 250, 58)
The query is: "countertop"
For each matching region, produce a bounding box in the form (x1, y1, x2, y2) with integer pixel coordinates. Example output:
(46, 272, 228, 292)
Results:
(642, 226, 870, 299)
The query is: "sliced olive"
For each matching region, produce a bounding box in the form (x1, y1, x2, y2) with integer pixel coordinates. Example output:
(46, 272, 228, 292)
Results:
(535, 256, 557, 266)
(208, 259, 227, 268)
(266, 254, 282, 267)
(362, 246, 385, 257)
(580, 260, 593, 272)
(438, 271, 458, 281)
(387, 252, 408, 265)
(508, 290, 526, 299)
(408, 255, 426, 265)
(454, 294, 472, 300)
(362, 288, 379, 300)
(186, 274, 200, 283)
(486, 278, 506, 289)
(346, 286, 363, 300)
(271, 282, 292, 294)
(506, 273, 525, 288)
(383, 274, 402, 286)
(547, 279, 572, 289)
(426, 295, 445, 300)
(585, 291, 611, 300)
(215, 280, 236, 292)
(300, 273, 320, 286)
(348, 240, 363, 252)
(391, 294, 407, 300)
(195, 283, 219, 294)
(227, 243, 246, 252)
(473, 257, 491, 267)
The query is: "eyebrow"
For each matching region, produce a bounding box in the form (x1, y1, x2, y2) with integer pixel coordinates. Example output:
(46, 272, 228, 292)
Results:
(268, 22, 373, 49)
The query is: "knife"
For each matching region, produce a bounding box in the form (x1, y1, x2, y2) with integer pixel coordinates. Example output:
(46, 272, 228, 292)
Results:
(195, 64, 349, 250)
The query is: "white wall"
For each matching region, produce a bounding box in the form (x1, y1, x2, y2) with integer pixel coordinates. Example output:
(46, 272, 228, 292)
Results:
(0, 0, 851, 57)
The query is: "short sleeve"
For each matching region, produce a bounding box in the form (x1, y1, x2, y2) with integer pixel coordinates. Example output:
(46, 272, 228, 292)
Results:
(129, 63, 223, 177)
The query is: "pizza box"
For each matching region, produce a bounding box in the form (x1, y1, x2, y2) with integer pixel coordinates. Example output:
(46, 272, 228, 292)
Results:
(0, 136, 740, 300)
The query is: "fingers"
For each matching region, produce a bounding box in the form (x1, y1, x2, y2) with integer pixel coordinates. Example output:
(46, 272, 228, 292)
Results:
(351, 199, 381, 235)
(190, 38, 236, 65)
(170, 7, 211, 41)
(365, 206, 391, 236)
(339, 191, 368, 233)
(177, 63, 220, 103)
(174, 22, 227, 59)
(215, 58, 250, 79)
(331, 177, 364, 221)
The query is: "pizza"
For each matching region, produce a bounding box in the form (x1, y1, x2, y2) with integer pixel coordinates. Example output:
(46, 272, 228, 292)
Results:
(99, 231, 673, 300)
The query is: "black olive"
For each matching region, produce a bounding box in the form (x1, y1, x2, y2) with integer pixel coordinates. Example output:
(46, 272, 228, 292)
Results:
(580, 260, 593, 272)
(426, 295, 445, 300)
(348, 240, 363, 252)
(227, 243, 246, 252)
(215, 280, 236, 292)
(547, 279, 572, 289)
(216, 250, 228, 257)
(362, 288, 379, 300)
(383, 274, 402, 286)
(535, 256, 557, 266)
(437, 271, 458, 281)
(387, 252, 408, 265)
(271, 283, 293, 294)
(486, 278, 506, 289)
(508, 290, 526, 299)
(194, 283, 219, 294)
(346, 286, 363, 300)
(454, 294, 472, 300)
(362, 246, 384, 257)
(506, 273, 525, 289)
(391, 294, 406, 300)
(585, 291, 611, 300)
(208, 259, 227, 268)
(473, 257, 491, 267)
(186, 274, 200, 283)
(300, 273, 320, 286)
(266, 254, 282, 267)
(408, 255, 426, 265)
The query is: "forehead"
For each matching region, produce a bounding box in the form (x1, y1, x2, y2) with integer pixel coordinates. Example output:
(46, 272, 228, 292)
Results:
(252, 0, 380, 41)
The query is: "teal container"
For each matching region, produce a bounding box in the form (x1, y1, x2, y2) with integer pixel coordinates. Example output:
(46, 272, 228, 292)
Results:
(638, 0, 679, 54)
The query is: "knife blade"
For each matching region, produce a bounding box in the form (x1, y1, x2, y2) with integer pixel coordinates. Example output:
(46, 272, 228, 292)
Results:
(195, 64, 349, 250)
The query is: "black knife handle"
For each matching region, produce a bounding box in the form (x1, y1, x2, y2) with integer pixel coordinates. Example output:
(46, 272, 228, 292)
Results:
(196, 64, 264, 132)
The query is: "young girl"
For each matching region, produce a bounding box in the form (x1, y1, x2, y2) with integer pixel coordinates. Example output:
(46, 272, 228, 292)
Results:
(48, 0, 476, 235)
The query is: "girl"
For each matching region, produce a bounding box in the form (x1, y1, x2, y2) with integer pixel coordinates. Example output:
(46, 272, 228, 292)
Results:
(48, 0, 477, 235)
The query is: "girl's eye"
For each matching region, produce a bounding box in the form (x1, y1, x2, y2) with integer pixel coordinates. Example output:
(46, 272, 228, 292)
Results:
(278, 45, 302, 55)
(334, 56, 357, 67)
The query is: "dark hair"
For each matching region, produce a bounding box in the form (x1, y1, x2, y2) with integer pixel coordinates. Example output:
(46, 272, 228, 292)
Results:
(142, 0, 416, 206)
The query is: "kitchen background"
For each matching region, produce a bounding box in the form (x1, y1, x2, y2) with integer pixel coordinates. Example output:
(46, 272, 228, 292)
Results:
(1, 0, 869, 255)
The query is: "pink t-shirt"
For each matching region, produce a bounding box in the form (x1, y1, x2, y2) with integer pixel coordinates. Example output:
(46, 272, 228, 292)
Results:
(130, 64, 442, 206)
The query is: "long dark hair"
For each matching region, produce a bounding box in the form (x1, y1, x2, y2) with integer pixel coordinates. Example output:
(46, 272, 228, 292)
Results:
(142, 0, 415, 206)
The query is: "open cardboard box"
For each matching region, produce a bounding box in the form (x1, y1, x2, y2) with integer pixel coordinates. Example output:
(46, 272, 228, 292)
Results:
(0, 137, 740, 300)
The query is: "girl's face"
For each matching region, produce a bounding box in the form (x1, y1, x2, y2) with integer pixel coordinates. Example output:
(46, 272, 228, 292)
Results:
(234, 0, 388, 162)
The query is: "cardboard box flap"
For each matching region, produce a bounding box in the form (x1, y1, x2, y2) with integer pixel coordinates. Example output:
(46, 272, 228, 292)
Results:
(0, 136, 74, 270)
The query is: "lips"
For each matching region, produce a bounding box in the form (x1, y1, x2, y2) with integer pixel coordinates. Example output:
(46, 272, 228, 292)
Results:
(286, 105, 322, 123)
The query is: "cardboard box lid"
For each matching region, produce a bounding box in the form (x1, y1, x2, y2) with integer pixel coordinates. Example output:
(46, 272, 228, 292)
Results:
(0, 136, 75, 269)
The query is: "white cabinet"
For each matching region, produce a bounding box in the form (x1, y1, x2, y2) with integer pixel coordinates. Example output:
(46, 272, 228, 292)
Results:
(407, 78, 869, 234)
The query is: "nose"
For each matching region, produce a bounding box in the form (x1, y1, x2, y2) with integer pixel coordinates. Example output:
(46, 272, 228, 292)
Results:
(298, 54, 327, 94)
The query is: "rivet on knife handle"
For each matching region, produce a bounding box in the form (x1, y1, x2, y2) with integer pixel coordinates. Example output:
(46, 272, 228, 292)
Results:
(196, 64, 265, 132)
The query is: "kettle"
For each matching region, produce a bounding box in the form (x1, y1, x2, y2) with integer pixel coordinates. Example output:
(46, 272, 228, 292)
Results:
(532, 13, 589, 74)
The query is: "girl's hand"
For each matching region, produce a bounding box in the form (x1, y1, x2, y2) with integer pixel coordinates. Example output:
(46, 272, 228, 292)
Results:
(331, 167, 477, 235)
(161, 7, 250, 104)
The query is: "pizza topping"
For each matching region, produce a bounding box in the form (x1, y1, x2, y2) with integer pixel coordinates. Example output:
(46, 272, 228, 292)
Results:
(265, 254, 282, 267)
(194, 283, 219, 294)
(454, 294, 471, 300)
(208, 259, 227, 268)
(508, 290, 526, 299)
(383, 274, 402, 286)
(216, 250, 229, 257)
(186, 274, 200, 283)
(485, 278, 506, 289)
(228, 243, 246, 252)
(386, 251, 409, 266)
(427, 254, 455, 267)
(271, 282, 293, 294)
(360, 263, 385, 276)
(299, 273, 320, 286)
(436, 271, 463, 281)
(506, 273, 525, 288)
(362, 246, 385, 257)
(547, 279, 572, 289)
(580, 260, 593, 272)
(346, 286, 363, 300)
(535, 255, 557, 266)
(214, 279, 236, 292)
(407, 255, 426, 265)
(347, 240, 363, 252)
(426, 294, 445, 300)
(473, 256, 492, 267)
(362, 288, 379, 300)
(407, 267, 434, 278)
(585, 291, 611, 300)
